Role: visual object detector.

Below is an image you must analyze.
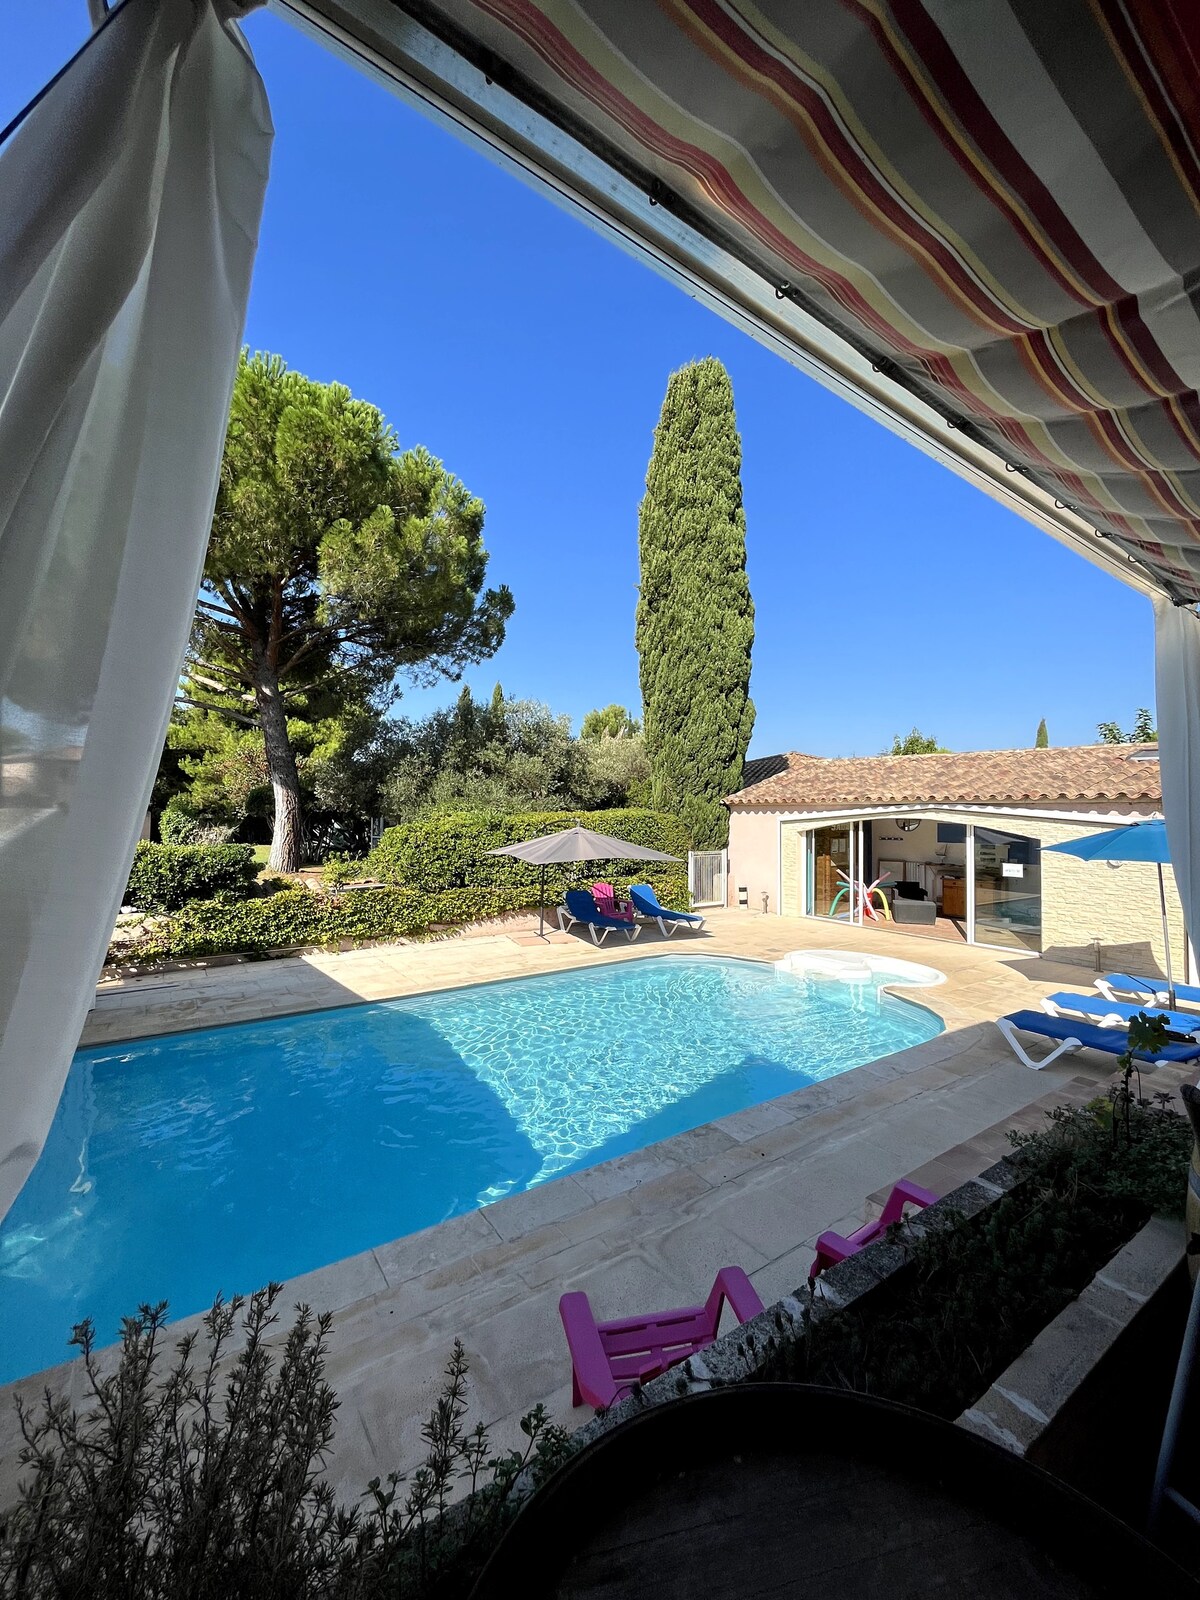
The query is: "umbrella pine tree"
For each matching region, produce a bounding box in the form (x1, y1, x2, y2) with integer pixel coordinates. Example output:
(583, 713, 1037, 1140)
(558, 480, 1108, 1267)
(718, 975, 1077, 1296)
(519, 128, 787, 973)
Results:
(636, 358, 755, 847)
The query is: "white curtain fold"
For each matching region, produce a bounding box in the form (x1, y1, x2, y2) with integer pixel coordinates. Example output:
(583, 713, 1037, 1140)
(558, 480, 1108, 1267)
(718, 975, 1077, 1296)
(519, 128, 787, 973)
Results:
(1154, 598, 1200, 980)
(0, 0, 272, 1221)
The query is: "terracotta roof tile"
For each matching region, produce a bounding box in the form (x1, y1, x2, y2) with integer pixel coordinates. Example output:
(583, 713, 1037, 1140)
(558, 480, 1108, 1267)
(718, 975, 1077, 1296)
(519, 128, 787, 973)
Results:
(727, 746, 1160, 809)
(739, 753, 790, 790)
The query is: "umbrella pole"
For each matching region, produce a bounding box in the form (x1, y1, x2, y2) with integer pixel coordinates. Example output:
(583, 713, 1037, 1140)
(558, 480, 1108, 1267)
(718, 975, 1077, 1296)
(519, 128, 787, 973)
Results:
(539, 864, 545, 939)
(1158, 863, 1176, 1009)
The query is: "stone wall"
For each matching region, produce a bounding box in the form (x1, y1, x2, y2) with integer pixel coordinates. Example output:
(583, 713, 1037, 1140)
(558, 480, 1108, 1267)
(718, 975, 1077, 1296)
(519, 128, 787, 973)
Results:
(781, 821, 801, 918)
(958, 1215, 1185, 1466)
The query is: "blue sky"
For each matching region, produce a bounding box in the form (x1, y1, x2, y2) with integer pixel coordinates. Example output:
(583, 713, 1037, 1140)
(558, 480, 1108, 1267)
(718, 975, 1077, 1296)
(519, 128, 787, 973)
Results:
(6, 3, 1157, 757)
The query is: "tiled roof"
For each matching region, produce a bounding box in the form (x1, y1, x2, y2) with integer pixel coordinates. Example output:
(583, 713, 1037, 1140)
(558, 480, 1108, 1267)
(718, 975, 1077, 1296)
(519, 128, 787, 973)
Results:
(728, 746, 1161, 809)
(738, 753, 790, 791)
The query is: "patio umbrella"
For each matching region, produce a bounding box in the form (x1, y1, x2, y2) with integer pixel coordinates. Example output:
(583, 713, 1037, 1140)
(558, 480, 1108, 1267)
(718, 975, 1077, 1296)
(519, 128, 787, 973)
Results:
(488, 825, 681, 937)
(1044, 821, 1180, 1006)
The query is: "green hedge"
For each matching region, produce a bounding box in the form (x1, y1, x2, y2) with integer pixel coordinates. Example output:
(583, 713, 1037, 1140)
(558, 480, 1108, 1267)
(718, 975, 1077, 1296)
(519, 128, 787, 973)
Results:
(367, 808, 691, 907)
(124, 842, 259, 914)
(110, 809, 694, 965)
(111, 887, 540, 964)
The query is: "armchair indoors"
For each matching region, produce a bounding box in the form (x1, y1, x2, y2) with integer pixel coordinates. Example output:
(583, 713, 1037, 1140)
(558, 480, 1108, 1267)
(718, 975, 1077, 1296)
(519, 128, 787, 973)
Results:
(890, 881, 937, 927)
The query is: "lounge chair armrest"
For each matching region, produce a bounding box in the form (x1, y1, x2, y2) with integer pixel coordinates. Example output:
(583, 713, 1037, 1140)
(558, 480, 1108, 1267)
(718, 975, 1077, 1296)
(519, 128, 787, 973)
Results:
(812, 1229, 856, 1265)
(559, 1292, 617, 1409)
(705, 1265, 764, 1326)
(889, 1179, 939, 1215)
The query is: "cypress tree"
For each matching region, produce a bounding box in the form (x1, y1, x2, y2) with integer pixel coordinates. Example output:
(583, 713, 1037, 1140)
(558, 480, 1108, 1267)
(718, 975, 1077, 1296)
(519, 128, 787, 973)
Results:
(636, 358, 755, 847)
(1035, 718, 1049, 748)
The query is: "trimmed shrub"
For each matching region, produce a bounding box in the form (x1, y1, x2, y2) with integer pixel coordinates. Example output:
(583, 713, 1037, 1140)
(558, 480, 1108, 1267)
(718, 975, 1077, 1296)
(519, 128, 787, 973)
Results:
(158, 801, 200, 845)
(110, 811, 692, 964)
(367, 808, 691, 907)
(322, 855, 370, 891)
(124, 842, 259, 914)
(109, 887, 541, 965)
(158, 799, 235, 846)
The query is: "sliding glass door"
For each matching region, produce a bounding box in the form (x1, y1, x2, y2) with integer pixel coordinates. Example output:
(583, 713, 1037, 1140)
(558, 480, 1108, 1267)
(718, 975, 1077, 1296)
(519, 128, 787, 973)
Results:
(801, 817, 1044, 950)
(807, 825, 854, 919)
(972, 826, 1041, 951)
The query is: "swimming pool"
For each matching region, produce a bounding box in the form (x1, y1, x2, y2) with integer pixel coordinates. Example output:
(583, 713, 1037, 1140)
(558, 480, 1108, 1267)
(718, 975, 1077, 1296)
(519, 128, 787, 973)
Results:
(0, 955, 940, 1384)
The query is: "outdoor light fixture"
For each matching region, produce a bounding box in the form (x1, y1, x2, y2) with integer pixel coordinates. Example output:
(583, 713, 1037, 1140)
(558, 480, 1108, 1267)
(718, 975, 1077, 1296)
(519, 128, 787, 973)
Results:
(897, 819, 921, 832)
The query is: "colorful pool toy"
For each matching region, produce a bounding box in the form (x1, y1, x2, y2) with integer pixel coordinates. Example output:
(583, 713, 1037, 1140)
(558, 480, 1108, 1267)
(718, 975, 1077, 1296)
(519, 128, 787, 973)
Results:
(827, 868, 893, 921)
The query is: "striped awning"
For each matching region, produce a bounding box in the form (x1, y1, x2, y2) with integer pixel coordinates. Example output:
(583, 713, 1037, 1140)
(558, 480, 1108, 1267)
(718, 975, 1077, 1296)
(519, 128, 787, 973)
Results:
(298, 0, 1200, 602)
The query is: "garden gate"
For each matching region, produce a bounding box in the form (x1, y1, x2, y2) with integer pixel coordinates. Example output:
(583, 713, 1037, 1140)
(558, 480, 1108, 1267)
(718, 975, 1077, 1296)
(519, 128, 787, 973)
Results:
(688, 850, 727, 908)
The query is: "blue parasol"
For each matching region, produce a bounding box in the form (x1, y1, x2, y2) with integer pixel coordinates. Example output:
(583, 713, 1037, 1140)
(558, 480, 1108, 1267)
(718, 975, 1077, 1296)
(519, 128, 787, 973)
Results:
(1044, 821, 1177, 1005)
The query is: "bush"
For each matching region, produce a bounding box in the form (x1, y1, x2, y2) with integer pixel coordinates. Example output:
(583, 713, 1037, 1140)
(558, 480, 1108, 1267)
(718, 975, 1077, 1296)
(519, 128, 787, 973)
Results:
(109, 887, 541, 965)
(367, 808, 691, 908)
(0, 1287, 573, 1599)
(322, 856, 370, 892)
(124, 842, 259, 913)
(158, 800, 235, 847)
(109, 809, 694, 964)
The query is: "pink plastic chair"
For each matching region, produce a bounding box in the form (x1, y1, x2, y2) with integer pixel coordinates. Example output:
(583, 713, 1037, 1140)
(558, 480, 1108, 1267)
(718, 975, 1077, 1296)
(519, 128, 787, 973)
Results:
(560, 1267, 764, 1409)
(591, 882, 634, 923)
(808, 1180, 939, 1283)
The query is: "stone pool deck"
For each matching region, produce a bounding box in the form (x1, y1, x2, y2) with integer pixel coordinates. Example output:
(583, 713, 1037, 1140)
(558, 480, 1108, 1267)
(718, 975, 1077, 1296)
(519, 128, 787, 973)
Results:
(0, 912, 1150, 1506)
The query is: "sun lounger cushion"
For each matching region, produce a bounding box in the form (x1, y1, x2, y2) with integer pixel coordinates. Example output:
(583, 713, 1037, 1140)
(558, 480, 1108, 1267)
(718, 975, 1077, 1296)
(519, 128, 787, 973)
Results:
(1004, 1009, 1200, 1063)
(1044, 992, 1200, 1038)
(629, 884, 703, 925)
(1099, 974, 1200, 1006)
(563, 889, 633, 929)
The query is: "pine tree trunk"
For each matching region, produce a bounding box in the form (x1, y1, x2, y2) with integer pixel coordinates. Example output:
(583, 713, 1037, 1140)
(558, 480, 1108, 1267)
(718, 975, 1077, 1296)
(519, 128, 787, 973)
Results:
(253, 661, 304, 873)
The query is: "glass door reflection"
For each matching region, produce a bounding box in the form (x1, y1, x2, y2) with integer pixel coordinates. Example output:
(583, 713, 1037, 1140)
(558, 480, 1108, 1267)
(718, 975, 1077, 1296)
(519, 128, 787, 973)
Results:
(808, 825, 853, 918)
(972, 827, 1041, 951)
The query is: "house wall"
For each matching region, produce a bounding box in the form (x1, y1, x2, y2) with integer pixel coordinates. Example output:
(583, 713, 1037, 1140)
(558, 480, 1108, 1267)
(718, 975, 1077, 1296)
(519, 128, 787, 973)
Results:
(761, 801, 1185, 976)
(1036, 816, 1187, 975)
(724, 808, 781, 910)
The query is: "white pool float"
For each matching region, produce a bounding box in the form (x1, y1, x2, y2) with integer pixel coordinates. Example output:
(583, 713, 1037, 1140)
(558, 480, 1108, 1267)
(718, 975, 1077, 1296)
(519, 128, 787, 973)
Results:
(774, 949, 946, 988)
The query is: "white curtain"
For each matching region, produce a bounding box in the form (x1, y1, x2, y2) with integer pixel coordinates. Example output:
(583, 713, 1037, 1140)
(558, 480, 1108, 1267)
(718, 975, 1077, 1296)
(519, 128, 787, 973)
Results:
(1154, 598, 1200, 974)
(0, 0, 272, 1221)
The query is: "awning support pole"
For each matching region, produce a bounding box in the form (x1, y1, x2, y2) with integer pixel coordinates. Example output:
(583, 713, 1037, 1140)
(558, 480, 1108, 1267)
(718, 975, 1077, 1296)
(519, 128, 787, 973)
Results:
(1159, 863, 1177, 1009)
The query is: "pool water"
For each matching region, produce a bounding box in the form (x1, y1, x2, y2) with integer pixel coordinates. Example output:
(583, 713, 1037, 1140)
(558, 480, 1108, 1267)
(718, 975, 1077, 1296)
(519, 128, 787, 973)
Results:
(0, 956, 940, 1384)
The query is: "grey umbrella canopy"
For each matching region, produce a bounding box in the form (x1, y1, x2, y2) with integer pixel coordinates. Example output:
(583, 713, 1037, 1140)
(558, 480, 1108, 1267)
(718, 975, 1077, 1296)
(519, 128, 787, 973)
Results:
(488, 825, 682, 936)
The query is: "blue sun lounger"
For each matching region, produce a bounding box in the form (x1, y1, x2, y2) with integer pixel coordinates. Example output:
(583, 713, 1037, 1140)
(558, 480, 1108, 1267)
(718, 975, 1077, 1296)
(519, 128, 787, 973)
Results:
(1041, 992, 1200, 1040)
(629, 883, 705, 937)
(996, 1009, 1200, 1071)
(1096, 973, 1200, 1008)
(557, 889, 642, 947)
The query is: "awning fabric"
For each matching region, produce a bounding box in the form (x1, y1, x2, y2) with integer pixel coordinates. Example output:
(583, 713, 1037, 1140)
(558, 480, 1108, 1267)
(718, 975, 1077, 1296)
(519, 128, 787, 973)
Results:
(394, 0, 1200, 603)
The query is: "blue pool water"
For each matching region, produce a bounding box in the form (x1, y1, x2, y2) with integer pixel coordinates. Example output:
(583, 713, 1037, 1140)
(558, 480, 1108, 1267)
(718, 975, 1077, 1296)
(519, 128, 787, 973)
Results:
(0, 956, 940, 1384)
